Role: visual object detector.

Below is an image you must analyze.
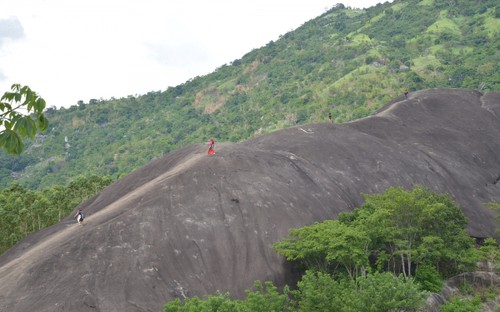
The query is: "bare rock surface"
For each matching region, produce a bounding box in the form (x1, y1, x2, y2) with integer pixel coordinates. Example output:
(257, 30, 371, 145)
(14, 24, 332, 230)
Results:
(0, 88, 499, 311)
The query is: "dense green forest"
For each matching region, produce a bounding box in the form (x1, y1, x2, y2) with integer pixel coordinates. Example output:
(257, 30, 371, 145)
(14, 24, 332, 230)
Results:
(0, 0, 498, 189)
(0, 175, 112, 254)
(163, 187, 500, 311)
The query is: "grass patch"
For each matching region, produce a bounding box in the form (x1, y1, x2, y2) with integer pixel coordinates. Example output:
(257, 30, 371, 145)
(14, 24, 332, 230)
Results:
(412, 55, 441, 72)
(391, 2, 408, 12)
(344, 9, 364, 18)
(418, 0, 434, 6)
(347, 33, 372, 45)
(429, 44, 473, 56)
(358, 11, 385, 33)
(332, 65, 373, 89)
(217, 79, 237, 92)
(484, 11, 500, 37)
(365, 47, 383, 59)
(426, 11, 461, 36)
(330, 66, 401, 97)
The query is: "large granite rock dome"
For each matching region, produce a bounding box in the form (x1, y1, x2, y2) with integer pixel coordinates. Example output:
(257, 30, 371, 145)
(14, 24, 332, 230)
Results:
(0, 88, 499, 311)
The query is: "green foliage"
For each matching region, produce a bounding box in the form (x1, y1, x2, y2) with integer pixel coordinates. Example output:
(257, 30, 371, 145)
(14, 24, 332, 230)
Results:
(0, 84, 48, 155)
(163, 271, 426, 312)
(348, 272, 426, 312)
(273, 220, 370, 279)
(163, 272, 426, 312)
(275, 186, 477, 288)
(439, 296, 482, 312)
(359, 185, 477, 278)
(292, 270, 350, 312)
(414, 264, 444, 292)
(0, 0, 498, 188)
(163, 293, 240, 312)
(243, 281, 290, 312)
(162, 281, 291, 312)
(478, 238, 500, 271)
(0, 174, 112, 254)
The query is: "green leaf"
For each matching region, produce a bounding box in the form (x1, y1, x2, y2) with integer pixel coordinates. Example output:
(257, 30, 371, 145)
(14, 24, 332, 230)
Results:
(0, 130, 24, 155)
(37, 114, 49, 131)
(14, 116, 37, 139)
(3, 120, 12, 130)
(3, 102, 12, 112)
(9, 115, 21, 130)
(11, 83, 21, 91)
(35, 97, 46, 112)
(1, 92, 15, 102)
(24, 89, 33, 106)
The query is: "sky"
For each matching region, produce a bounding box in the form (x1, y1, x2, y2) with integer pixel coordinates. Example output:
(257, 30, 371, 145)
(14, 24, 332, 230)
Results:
(0, 0, 389, 108)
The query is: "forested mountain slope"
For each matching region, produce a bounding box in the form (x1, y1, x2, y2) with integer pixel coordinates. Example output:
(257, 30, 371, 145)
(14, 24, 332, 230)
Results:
(0, 0, 498, 188)
(0, 89, 498, 312)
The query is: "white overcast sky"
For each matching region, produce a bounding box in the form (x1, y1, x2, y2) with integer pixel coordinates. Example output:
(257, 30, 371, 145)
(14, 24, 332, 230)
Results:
(0, 0, 389, 108)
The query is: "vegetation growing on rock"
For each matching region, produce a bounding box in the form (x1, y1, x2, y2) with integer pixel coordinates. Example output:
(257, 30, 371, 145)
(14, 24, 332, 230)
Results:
(163, 186, 499, 311)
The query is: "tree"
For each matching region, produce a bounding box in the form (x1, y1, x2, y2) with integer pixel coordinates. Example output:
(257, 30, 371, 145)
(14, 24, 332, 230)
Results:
(273, 220, 370, 280)
(0, 84, 48, 154)
(293, 270, 347, 312)
(274, 186, 477, 282)
(478, 238, 499, 272)
(0, 175, 112, 255)
(350, 272, 426, 312)
(353, 186, 476, 278)
(294, 270, 426, 312)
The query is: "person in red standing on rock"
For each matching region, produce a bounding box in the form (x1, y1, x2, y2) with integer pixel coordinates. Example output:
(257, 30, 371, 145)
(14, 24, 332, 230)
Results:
(208, 138, 215, 155)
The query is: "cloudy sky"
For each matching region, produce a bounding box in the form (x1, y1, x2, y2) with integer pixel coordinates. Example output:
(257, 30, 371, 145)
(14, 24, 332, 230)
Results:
(0, 0, 389, 108)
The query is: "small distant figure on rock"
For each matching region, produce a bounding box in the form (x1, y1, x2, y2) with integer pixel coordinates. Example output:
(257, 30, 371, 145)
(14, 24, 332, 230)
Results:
(404, 89, 409, 99)
(74, 209, 85, 225)
(328, 112, 332, 123)
(208, 138, 215, 155)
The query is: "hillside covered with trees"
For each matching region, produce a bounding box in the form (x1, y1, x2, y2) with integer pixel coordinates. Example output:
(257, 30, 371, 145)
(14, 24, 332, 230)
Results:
(0, 175, 112, 254)
(0, 0, 499, 189)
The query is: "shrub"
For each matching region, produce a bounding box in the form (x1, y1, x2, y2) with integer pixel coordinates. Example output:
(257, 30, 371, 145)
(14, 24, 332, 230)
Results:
(415, 264, 444, 292)
(439, 296, 482, 312)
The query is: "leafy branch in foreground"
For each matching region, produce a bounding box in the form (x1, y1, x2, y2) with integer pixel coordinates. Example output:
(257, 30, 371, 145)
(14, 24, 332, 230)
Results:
(0, 84, 48, 155)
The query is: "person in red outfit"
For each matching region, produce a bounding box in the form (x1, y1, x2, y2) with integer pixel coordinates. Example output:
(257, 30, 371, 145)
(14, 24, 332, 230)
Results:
(208, 138, 215, 155)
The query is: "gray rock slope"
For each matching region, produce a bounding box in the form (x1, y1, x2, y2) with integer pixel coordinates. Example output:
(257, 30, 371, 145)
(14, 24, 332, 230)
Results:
(0, 89, 499, 311)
